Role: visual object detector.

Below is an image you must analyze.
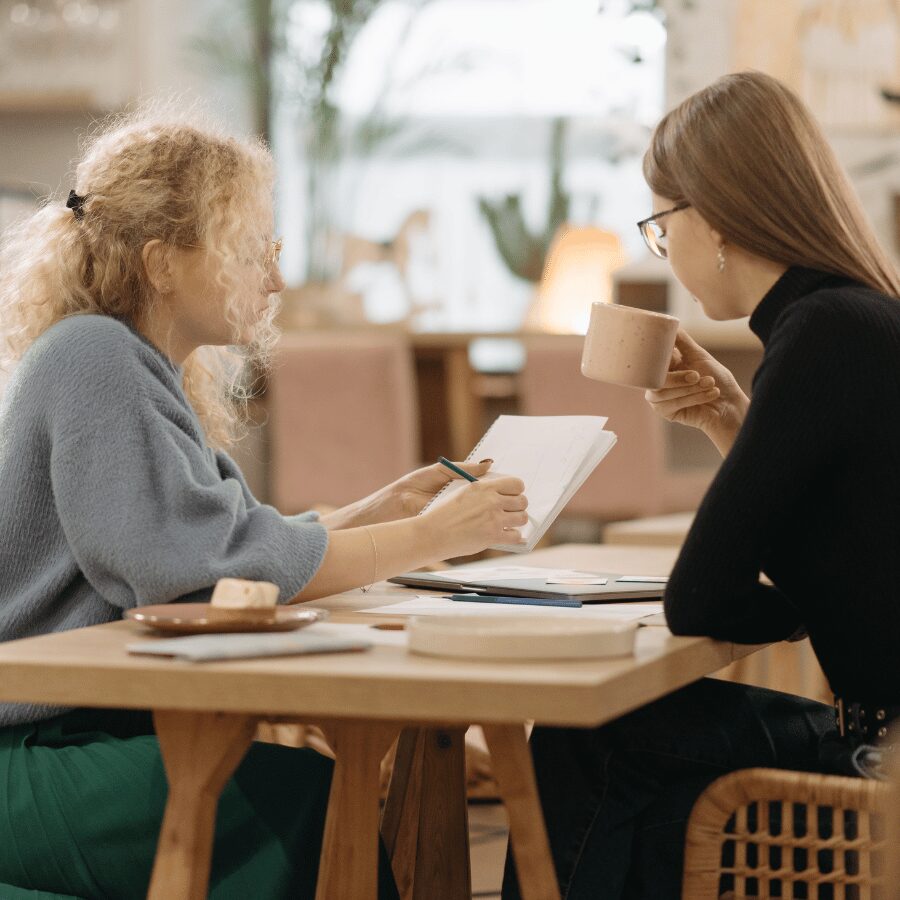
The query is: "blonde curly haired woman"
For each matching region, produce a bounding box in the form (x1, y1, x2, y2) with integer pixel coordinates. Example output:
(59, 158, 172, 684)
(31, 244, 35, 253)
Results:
(503, 71, 900, 900)
(0, 108, 527, 900)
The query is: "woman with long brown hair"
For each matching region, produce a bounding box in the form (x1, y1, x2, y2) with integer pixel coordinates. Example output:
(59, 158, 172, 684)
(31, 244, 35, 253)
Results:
(503, 70, 900, 899)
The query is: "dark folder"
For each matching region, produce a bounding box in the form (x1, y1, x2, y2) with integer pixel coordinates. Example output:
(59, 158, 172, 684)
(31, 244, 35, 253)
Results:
(387, 571, 665, 603)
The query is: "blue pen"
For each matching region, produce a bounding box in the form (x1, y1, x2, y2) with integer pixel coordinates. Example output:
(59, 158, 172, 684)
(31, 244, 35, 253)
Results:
(450, 594, 582, 609)
(437, 456, 477, 482)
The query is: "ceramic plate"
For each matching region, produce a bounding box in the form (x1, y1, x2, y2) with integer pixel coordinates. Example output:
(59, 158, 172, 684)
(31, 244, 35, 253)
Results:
(126, 603, 327, 635)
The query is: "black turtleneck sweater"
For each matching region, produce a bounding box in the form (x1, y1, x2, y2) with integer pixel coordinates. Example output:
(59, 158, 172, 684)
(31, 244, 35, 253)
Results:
(664, 267, 900, 700)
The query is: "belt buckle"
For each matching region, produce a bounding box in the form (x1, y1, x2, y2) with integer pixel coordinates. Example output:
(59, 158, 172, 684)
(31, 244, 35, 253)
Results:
(835, 696, 847, 737)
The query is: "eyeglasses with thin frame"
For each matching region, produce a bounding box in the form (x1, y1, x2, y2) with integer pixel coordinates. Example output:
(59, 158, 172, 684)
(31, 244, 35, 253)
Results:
(267, 238, 283, 267)
(180, 238, 283, 268)
(636, 203, 690, 259)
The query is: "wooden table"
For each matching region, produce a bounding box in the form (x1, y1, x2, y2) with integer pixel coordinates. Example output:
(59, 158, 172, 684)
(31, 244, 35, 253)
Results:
(0, 544, 764, 900)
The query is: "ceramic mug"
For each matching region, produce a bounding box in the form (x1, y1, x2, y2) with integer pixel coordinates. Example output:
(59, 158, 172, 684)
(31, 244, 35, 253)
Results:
(581, 302, 680, 390)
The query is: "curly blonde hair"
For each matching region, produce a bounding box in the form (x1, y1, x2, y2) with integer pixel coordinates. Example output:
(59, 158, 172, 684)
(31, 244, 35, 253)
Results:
(0, 103, 281, 448)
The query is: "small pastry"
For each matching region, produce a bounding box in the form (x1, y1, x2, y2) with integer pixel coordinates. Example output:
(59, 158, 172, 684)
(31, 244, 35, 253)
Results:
(210, 578, 279, 622)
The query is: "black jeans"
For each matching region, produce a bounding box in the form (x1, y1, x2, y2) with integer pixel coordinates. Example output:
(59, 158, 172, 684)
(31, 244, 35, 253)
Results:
(502, 678, 835, 900)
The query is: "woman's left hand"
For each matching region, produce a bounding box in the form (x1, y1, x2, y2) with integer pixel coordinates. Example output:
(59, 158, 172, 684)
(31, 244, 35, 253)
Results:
(390, 459, 494, 518)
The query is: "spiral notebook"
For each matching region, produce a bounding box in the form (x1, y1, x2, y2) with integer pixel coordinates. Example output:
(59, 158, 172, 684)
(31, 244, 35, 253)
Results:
(420, 415, 617, 553)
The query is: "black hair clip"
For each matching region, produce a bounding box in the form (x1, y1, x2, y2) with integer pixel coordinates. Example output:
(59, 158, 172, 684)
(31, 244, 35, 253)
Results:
(66, 189, 87, 220)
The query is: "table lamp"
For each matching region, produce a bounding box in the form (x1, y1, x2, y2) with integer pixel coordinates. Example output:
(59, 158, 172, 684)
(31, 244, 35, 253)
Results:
(525, 225, 628, 334)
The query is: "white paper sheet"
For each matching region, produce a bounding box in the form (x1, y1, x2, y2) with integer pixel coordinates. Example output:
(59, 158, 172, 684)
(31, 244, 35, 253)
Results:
(307, 622, 408, 647)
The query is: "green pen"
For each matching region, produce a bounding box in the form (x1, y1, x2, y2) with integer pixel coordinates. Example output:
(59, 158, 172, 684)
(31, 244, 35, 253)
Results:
(437, 456, 538, 528)
(437, 456, 478, 482)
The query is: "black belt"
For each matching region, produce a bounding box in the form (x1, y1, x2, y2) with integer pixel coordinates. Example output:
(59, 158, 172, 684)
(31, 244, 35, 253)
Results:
(834, 696, 900, 742)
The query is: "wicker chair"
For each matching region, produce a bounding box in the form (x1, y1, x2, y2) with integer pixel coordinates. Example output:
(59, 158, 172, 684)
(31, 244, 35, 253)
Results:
(682, 768, 897, 899)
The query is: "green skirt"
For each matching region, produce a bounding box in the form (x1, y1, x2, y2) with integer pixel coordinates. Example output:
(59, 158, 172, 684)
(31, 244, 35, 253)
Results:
(0, 708, 399, 900)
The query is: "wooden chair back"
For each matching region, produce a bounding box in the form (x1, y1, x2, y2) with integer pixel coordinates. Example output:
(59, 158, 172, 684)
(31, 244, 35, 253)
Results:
(269, 331, 419, 513)
(682, 767, 894, 899)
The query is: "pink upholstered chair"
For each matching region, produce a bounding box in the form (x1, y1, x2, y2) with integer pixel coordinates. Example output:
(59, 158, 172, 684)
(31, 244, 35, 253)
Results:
(268, 332, 420, 514)
(518, 335, 712, 522)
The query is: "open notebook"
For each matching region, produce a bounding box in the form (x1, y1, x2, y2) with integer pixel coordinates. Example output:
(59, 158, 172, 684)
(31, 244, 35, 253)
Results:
(421, 415, 617, 553)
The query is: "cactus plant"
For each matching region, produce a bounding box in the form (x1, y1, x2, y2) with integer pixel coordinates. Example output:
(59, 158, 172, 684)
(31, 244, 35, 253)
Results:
(477, 118, 570, 284)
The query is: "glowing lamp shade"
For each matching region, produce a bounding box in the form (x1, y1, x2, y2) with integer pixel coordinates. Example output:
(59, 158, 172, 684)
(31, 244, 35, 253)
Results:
(526, 226, 628, 334)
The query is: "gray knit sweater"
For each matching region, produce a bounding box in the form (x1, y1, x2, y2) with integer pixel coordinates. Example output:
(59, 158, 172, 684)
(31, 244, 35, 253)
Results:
(0, 314, 329, 727)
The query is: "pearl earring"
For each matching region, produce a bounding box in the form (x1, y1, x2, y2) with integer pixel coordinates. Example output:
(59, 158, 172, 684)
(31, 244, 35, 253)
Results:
(717, 246, 726, 273)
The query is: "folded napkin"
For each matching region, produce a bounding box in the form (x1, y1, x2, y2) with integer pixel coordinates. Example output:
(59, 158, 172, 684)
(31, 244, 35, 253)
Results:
(127, 630, 372, 662)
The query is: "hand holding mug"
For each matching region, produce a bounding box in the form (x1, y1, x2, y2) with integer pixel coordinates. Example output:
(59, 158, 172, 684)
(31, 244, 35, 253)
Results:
(644, 330, 749, 453)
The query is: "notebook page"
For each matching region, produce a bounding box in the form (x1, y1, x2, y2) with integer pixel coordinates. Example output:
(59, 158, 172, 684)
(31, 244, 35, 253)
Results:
(535, 431, 617, 534)
(491, 431, 617, 551)
(488, 421, 615, 551)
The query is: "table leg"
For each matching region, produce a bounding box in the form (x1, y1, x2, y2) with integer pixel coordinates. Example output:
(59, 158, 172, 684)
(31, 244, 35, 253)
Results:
(147, 710, 258, 900)
(381, 727, 471, 900)
(381, 728, 424, 898)
(482, 723, 561, 900)
(315, 721, 402, 900)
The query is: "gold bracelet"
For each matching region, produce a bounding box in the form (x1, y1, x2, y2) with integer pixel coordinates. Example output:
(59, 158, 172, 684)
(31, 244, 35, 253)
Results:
(360, 526, 378, 593)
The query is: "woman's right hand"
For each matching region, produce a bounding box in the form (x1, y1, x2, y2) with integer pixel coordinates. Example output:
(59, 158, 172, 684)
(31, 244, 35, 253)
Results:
(423, 476, 528, 558)
(644, 330, 749, 455)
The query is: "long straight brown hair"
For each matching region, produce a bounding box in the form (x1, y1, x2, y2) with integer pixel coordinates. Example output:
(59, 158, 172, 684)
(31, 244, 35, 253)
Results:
(644, 71, 900, 297)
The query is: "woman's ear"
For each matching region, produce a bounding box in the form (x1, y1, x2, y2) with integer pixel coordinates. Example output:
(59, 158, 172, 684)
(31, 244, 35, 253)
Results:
(141, 240, 173, 294)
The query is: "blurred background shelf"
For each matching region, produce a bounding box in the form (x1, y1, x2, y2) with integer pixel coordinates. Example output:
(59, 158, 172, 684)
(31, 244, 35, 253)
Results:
(0, 90, 104, 115)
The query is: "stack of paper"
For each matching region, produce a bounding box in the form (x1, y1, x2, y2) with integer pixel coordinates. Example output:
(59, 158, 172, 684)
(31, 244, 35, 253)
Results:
(423, 415, 617, 552)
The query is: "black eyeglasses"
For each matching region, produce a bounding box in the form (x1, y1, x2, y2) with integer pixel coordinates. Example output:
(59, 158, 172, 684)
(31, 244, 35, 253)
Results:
(636, 203, 690, 259)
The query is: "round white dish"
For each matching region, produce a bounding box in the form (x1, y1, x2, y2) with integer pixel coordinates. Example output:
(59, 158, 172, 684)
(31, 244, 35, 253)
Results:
(407, 615, 638, 660)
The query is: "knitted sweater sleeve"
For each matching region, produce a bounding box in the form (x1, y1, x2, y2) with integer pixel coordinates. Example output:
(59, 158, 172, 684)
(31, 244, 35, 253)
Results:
(213, 450, 321, 524)
(664, 300, 848, 643)
(46, 336, 328, 610)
